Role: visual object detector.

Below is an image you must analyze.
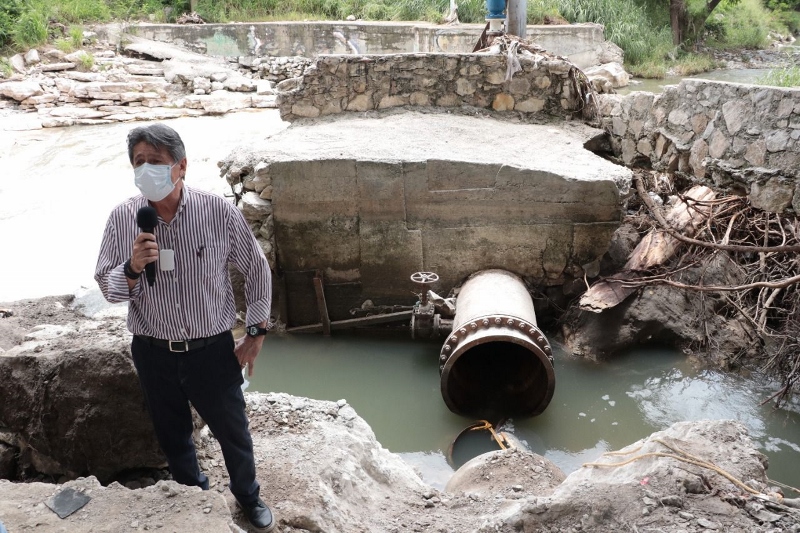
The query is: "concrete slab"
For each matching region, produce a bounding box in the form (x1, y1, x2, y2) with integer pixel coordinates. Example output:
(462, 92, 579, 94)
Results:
(240, 110, 631, 320)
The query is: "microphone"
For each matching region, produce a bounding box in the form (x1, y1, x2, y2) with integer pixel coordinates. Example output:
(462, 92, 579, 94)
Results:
(136, 206, 158, 287)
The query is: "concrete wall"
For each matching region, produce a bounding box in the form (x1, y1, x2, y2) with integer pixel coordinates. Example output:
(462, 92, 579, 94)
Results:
(275, 53, 589, 122)
(222, 113, 630, 326)
(597, 80, 800, 213)
(127, 21, 610, 69)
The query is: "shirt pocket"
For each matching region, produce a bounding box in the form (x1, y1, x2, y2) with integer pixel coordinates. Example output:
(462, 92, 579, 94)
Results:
(194, 243, 228, 279)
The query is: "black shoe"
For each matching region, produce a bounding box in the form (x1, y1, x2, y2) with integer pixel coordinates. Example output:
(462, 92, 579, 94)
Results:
(239, 498, 276, 532)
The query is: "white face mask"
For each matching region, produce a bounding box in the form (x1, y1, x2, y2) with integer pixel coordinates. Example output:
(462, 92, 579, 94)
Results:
(134, 162, 177, 202)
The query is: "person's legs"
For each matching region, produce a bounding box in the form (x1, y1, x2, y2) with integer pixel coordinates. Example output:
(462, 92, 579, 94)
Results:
(131, 336, 208, 490)
(181, 333, 260, 505)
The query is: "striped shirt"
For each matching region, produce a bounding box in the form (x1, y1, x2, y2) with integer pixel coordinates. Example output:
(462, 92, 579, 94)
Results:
(94, 186, 271, 340)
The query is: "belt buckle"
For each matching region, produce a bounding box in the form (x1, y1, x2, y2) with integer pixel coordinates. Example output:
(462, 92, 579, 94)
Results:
(169, 340, 189, 352)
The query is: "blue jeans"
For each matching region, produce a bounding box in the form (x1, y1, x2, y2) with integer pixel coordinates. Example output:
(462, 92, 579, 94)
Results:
(131, 332, 260, 505)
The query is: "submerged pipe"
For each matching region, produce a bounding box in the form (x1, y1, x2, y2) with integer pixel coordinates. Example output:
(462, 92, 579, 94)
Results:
(439, 269, 555, 418)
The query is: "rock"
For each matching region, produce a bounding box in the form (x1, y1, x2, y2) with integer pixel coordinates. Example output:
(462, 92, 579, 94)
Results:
(584, 62, 630, 88)
(43, 49, 66, 61)
(9, 54, 26, 74)
(0, 439, 17, 479)
(222, 75, 256, 92)
(23, 49, 40, 66)
(697, 517, 721, 529)
(0, 477, 235, 531)
(239, 191, 272, 220)
(39, 62, 77, 72)
(0, 81, 44, 101)
(256, 80, 273, 95)
(750, 178, 794, 213)
(192, 76, 211, 94)
(0, 312, 163, 481)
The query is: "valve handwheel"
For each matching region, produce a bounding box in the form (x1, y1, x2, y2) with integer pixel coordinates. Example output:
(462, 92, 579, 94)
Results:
(410, 271, 439, 284)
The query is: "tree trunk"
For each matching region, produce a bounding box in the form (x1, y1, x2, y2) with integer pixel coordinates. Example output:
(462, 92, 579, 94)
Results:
(190, 0, 198, 12)
(670, 0, 688, 47)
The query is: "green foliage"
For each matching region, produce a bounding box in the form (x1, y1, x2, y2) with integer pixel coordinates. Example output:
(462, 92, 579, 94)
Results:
(627, 60, 667, 78)
(757, 65, 800, 87)
(0, 57, 12, 77)
(0, 0, 22, 48)
(49, 0, 110, 23)
(671, 52, 719, 75)
(706, 0, 769, 49)
(12, 8, 49, 48)
(552, 0, 675, 65)
(55, 37, 75, 52)
(70, 25, 84, 47)
(76, 51, 95, 70)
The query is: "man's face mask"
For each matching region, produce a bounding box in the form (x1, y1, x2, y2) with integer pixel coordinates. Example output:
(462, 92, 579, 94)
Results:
(134, 162, 177, 202)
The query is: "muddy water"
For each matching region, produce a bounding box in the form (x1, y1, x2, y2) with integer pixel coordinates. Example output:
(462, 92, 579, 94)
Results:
(249, 334, 800, 492)
(619, 68, 782, 95)
(2, 111, 798, 494)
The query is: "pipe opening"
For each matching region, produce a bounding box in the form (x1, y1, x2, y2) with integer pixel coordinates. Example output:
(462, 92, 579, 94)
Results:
(442, 339, 553, 419)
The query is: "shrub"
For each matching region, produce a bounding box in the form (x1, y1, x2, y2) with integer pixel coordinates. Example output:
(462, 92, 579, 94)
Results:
(76, 51, 94, 70)
(55, 37, 75, 53)
(69, 25, 84, 47)
(12, 9, 49, 49)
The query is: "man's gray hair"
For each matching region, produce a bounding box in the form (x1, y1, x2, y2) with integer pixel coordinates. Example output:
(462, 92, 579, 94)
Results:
(126, 123, 187, 164)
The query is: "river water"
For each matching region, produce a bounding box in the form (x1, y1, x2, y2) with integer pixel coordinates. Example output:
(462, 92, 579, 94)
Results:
(2, 111, 799, 493)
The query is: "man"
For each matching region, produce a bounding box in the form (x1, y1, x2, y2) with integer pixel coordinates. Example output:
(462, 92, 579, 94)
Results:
(95, 123, 275, 531)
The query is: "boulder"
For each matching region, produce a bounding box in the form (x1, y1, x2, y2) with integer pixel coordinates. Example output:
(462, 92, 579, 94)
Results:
(584, 62, 630, 88)
(23, 49, 41, 66)
(0, 310, 162, 482)
(0, 81, 44, 101)
(501, 420, 778, 533)
(9, 54, 26, 74)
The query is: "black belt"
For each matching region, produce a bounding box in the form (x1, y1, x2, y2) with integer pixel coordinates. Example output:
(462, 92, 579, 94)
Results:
(135, 331, 229, 353)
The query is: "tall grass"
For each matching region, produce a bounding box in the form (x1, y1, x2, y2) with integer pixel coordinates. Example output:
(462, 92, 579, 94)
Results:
(12, 9, 49, 48)
(758, 66, 800, 87)
(547, 0, 674, 65)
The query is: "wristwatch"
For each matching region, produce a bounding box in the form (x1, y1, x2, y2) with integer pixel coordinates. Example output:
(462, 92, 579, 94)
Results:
(246, 325, 268, 337)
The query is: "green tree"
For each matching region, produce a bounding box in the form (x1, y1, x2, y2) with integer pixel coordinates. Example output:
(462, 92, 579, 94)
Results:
(669, 0, 740, 49)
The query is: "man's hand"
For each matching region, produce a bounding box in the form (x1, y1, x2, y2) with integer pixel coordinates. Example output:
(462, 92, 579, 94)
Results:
(235, 334, 265, 377)
(131, 231, 158, 273)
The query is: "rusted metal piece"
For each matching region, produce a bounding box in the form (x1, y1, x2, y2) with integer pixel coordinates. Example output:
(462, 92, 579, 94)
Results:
(313, 270, 331, 336)
(287, 310, 413, 333)
(447, 419, 523, 468)
(440, 269, 555, 418)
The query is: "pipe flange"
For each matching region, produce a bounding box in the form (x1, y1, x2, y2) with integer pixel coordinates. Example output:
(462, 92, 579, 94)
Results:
(439, 314, 553, 366)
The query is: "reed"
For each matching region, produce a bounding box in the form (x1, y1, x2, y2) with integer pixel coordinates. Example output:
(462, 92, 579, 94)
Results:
(758, 66, 800, 87)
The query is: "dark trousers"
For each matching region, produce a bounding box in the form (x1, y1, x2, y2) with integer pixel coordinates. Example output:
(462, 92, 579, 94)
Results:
(131, 332, 260, 505)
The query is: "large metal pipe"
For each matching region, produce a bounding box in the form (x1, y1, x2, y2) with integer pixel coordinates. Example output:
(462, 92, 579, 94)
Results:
(439, 270, 555, 418)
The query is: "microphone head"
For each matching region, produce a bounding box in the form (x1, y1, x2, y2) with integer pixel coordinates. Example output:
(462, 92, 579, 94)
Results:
(137, 206, 158, 231)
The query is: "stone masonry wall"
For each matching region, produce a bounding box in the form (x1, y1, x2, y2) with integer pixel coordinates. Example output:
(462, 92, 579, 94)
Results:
(275, 53, 588, 122)
(597, 80, 800, 213)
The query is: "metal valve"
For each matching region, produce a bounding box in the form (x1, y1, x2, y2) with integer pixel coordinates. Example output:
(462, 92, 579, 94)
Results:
(410, 271, 439, 306)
